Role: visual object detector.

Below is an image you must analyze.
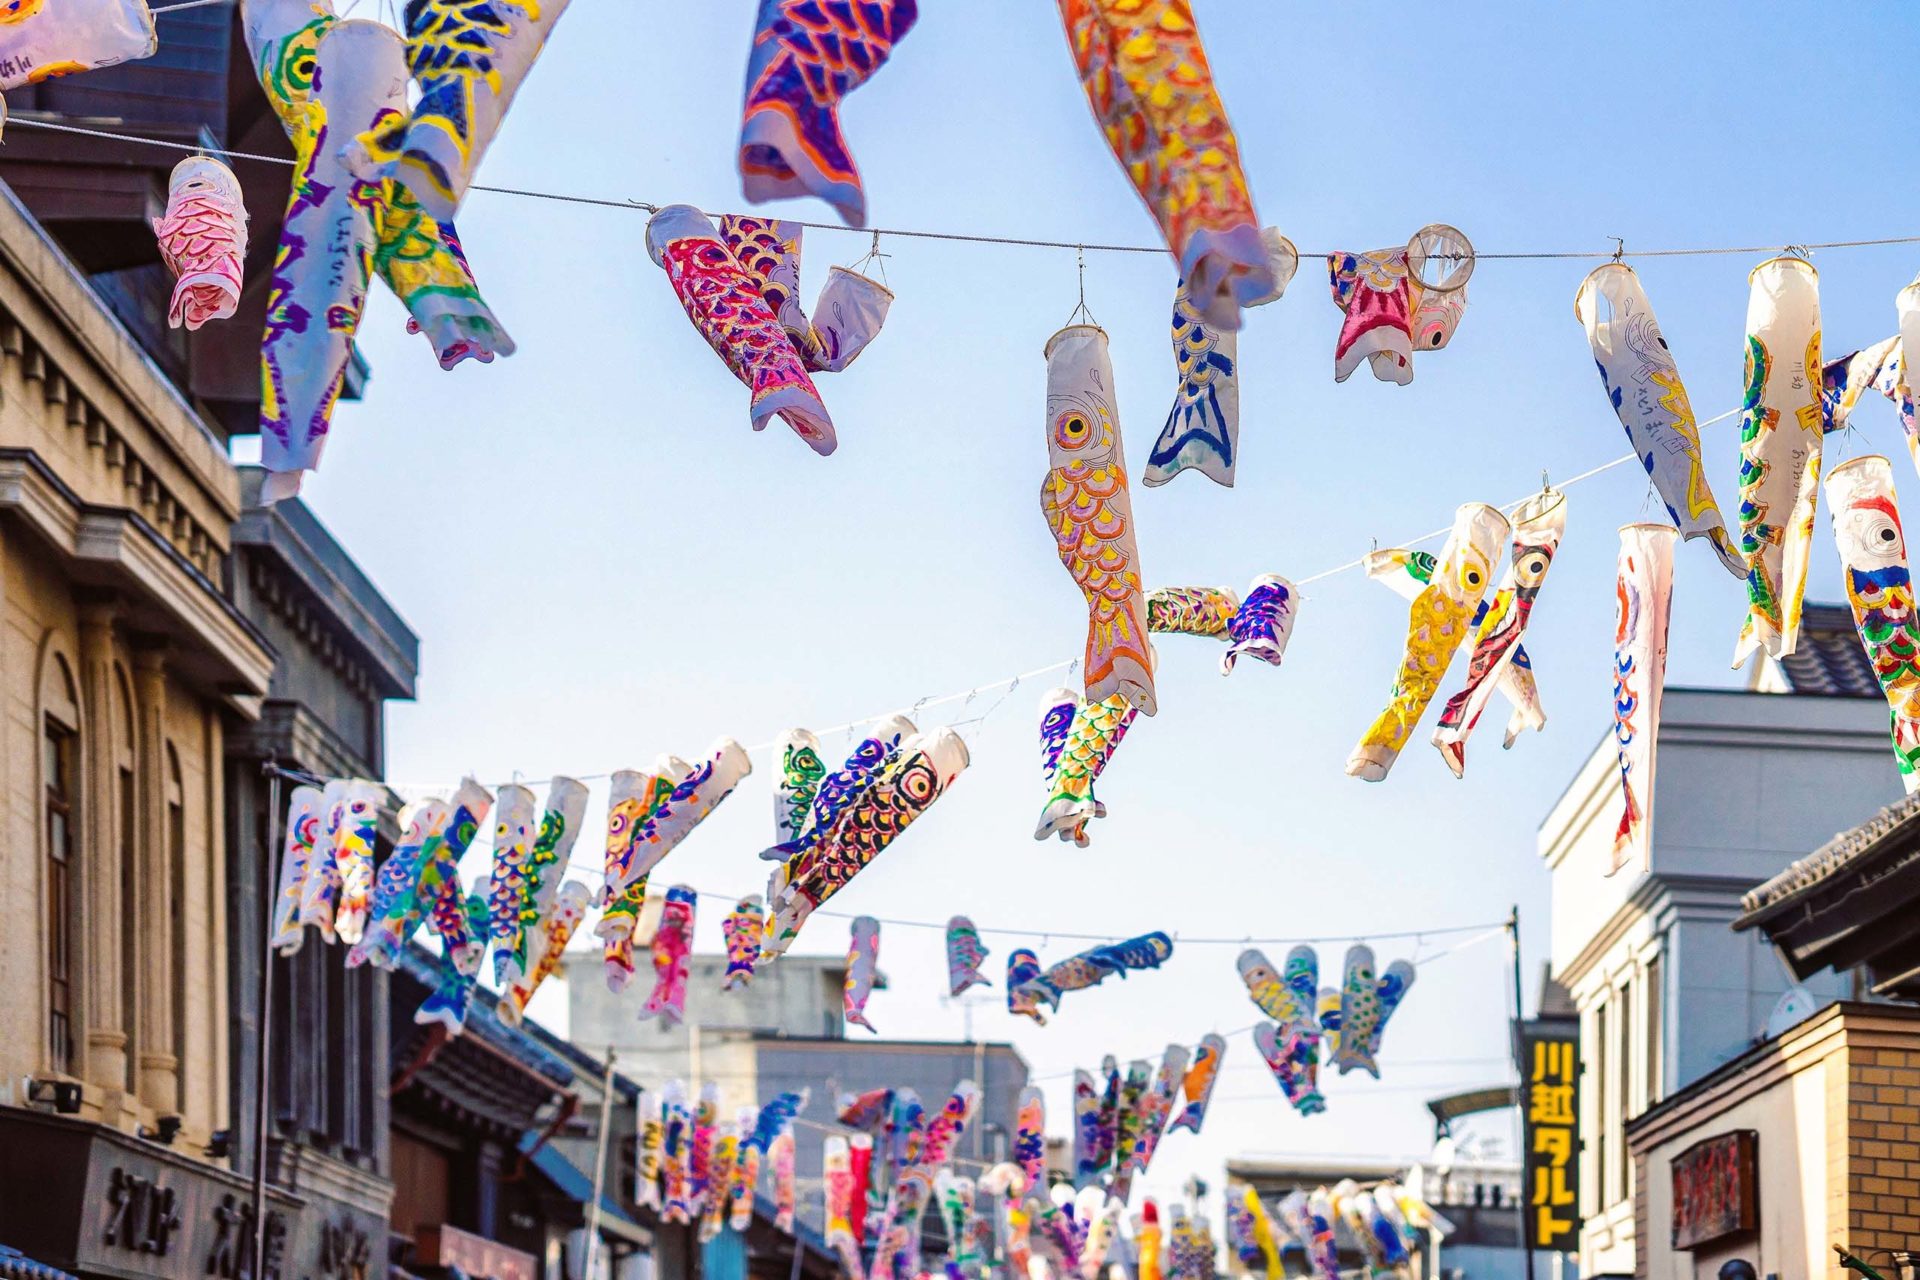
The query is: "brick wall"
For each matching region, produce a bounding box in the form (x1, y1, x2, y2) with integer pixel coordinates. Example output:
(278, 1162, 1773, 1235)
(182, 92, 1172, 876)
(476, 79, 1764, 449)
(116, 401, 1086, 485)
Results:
(1845, 1045, 1920, 1254)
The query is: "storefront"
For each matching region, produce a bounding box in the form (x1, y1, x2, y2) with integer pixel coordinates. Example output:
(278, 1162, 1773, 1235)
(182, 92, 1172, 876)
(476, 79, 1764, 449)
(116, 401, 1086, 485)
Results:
(1628, 999, 1920, 1278)
(0, 1108, 384, 1280)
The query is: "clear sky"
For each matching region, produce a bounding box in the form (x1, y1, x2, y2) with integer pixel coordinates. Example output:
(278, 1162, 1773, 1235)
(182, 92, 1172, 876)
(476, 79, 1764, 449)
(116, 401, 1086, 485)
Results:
(280, 0, 1920, 1207)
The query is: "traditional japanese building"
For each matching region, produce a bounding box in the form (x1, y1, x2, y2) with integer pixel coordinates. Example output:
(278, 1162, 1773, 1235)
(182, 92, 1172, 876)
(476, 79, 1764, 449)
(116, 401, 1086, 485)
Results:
(0, 10, 409, 1276)
(1537, 626, 1907, 1279)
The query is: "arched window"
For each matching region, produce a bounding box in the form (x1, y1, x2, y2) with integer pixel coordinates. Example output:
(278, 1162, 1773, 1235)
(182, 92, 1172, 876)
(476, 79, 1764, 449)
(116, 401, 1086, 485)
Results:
(112, 663, 136, 1090)
(40, 650, 80, 1076)
(166, 743, 185, 1111)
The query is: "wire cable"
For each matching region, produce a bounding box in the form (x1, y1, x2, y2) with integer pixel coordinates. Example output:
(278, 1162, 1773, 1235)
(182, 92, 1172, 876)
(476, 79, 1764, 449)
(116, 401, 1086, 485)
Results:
(10, 116, 1920, 260)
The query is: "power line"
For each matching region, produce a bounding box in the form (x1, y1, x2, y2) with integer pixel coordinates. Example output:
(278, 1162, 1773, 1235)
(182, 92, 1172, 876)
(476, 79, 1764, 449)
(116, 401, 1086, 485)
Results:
(10, 115, 1920, 261)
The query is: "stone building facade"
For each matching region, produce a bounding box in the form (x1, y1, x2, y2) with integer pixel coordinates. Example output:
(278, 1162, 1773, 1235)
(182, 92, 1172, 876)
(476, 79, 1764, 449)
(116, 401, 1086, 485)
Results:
(0, 176, 271, 1147)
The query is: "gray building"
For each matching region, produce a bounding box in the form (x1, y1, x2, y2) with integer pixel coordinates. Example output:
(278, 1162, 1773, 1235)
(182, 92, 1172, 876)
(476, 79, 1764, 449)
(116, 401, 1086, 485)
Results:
(1537, 616, 1904, 1277)
(564, 952, 1029, 1237)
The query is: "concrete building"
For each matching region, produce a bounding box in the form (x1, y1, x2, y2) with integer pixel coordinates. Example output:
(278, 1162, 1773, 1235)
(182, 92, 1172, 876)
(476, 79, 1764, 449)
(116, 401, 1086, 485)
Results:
(564, 952, 1030, 1237)
(1537, 629, 1905, 1278)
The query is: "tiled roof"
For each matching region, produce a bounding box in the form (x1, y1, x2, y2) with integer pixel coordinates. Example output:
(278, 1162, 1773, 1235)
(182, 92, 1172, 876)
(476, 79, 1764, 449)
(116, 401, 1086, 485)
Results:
(1739, 789, 1920, 918)
(1778, 604, 1880, 696)
(0, 1245, 76, 1280)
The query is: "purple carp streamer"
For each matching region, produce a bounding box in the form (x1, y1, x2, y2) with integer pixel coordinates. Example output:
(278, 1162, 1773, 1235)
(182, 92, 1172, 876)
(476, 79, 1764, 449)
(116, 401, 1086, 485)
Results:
(737, 0, 919, 228)
(765, 723, 969, 955)
(1014, 931, 1174, 1014)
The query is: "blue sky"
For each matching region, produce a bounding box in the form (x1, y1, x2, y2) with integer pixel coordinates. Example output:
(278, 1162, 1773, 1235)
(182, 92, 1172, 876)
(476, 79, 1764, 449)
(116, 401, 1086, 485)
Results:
(281, 0, 1920, 1200)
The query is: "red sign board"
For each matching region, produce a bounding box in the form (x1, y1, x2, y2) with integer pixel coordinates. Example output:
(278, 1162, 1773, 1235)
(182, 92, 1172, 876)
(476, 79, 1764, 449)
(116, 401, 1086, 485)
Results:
(1671, 1130, 1759, 1249)
(416, 1223, 538, 1280)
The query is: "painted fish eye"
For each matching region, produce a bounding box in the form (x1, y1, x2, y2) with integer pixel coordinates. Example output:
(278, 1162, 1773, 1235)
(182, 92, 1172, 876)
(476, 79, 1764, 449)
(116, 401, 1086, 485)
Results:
(1054, 411, 1093, 450)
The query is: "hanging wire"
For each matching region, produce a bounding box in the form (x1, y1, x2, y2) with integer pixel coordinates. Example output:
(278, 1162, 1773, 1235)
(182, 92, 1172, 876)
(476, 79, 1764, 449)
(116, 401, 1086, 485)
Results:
(1065, 245, 1098, 327)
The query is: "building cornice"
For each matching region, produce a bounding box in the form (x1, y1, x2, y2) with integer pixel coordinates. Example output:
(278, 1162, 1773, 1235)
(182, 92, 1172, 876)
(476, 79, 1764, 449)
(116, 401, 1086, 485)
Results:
(0, 447, 272, 701)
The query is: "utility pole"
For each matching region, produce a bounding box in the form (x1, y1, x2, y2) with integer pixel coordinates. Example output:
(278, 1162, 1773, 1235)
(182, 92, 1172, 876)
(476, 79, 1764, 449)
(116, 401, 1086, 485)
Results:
(1508, 905, 1536, 1280)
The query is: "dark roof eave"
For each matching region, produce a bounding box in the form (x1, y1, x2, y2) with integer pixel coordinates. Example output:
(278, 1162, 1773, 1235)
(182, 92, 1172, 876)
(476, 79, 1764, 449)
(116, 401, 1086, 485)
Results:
(1737, 790, 1920, 928)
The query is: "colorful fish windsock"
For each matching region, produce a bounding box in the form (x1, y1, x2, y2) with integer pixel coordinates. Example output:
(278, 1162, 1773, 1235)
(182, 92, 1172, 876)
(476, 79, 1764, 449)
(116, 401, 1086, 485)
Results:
(1169, 1033, 1226, 1135)
(1368, 545, 1545, 752)
(1034, 687, 1137, 846)
(774, 728, 827, 847)
(839, 1086, 894, 1132)
(1329, 225, 1473, 385)
(766, 726, 969, 956)
(661, 1082, 694, 1224)
(765, 715, 914, 864)
(1242, 1185, 1283, 1280)
(690, 1084, 719, 1220)
(640, 885, 698, 1028)
(1823, 337, 1912, 445)
(344, 0, 569, 224)
(612, 739, 754, 899)
(1072, 1070, 1104, 1187)
(1095, 1057, 1121, 1173)
(1827, 456, 1920, 790)
(647, 203, 837, 454)
(1329, 945, 1415, 1077)
(485, 784, 539, 985)
(1108, 1060, 1150, 1198)
(414, 952, 477, 1034)
(1348, 502, 1509, 781)
(152, 156, 247, 331)
(1013, 1086, 1047, 1195)
(946, 915, 990, 996)
(1253, 1020, 1323, 1116)
(348, 796, 447, 969)
(1017, 932, 1174, 1013)
(1575, 263, 1744, 576)
(510, 776, 589, 982)
(1136, 1201, 1164, 1280)
(1129, 1043, 1187, 1175)
(272, 784, 327, 956)
(737, 0, 918, 228)
(1146, 586, 1239, 638)
(308, 777, 379, 946)
(844, 915, 882, 1033)
(1044, 324, 1156, 715)
(1146, 228, 1298, 487)
(497, 880, 591, 1026)
(720, 216, 894, 373)
(636, 1090, 665, 1212)
(870, 1082, 972, 1280)
(824, 1135, 865, 1280)
(0, 0, 155, 89)
(1056, 0, 1271, 330)
(372, 177, 514, 371)
(770, 1130, 797, 1233)
(243, 4, 375, 502)
(1222, 575, 1300, 674)
(1734, 255, 1824, 665)
(1008, 948, 1047, 1024)
(1315, 984, 1342, 1059)
(730, 1108, 762, 1232)
(1611, 522, 1676, 876)
(1432, 488, 1566, 776)
(722, 895, 767, 990)
(1237, 947, 1317, 1025)
(701, 1120, 739, 1242)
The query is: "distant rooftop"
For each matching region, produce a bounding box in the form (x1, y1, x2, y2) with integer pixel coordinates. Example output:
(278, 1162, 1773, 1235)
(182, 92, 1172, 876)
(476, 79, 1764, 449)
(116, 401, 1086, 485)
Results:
(1738, 789, 1920, 919)
(1774, 603, 1880, 696)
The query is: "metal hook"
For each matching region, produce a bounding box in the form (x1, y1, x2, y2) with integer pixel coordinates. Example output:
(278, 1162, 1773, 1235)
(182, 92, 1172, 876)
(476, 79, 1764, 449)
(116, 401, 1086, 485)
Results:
(1784, 243, 1811, 261)
(1065, 245, 1098, 327)
(1542, 468, 1553, 493)
(1609, 236, 1625, 263)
